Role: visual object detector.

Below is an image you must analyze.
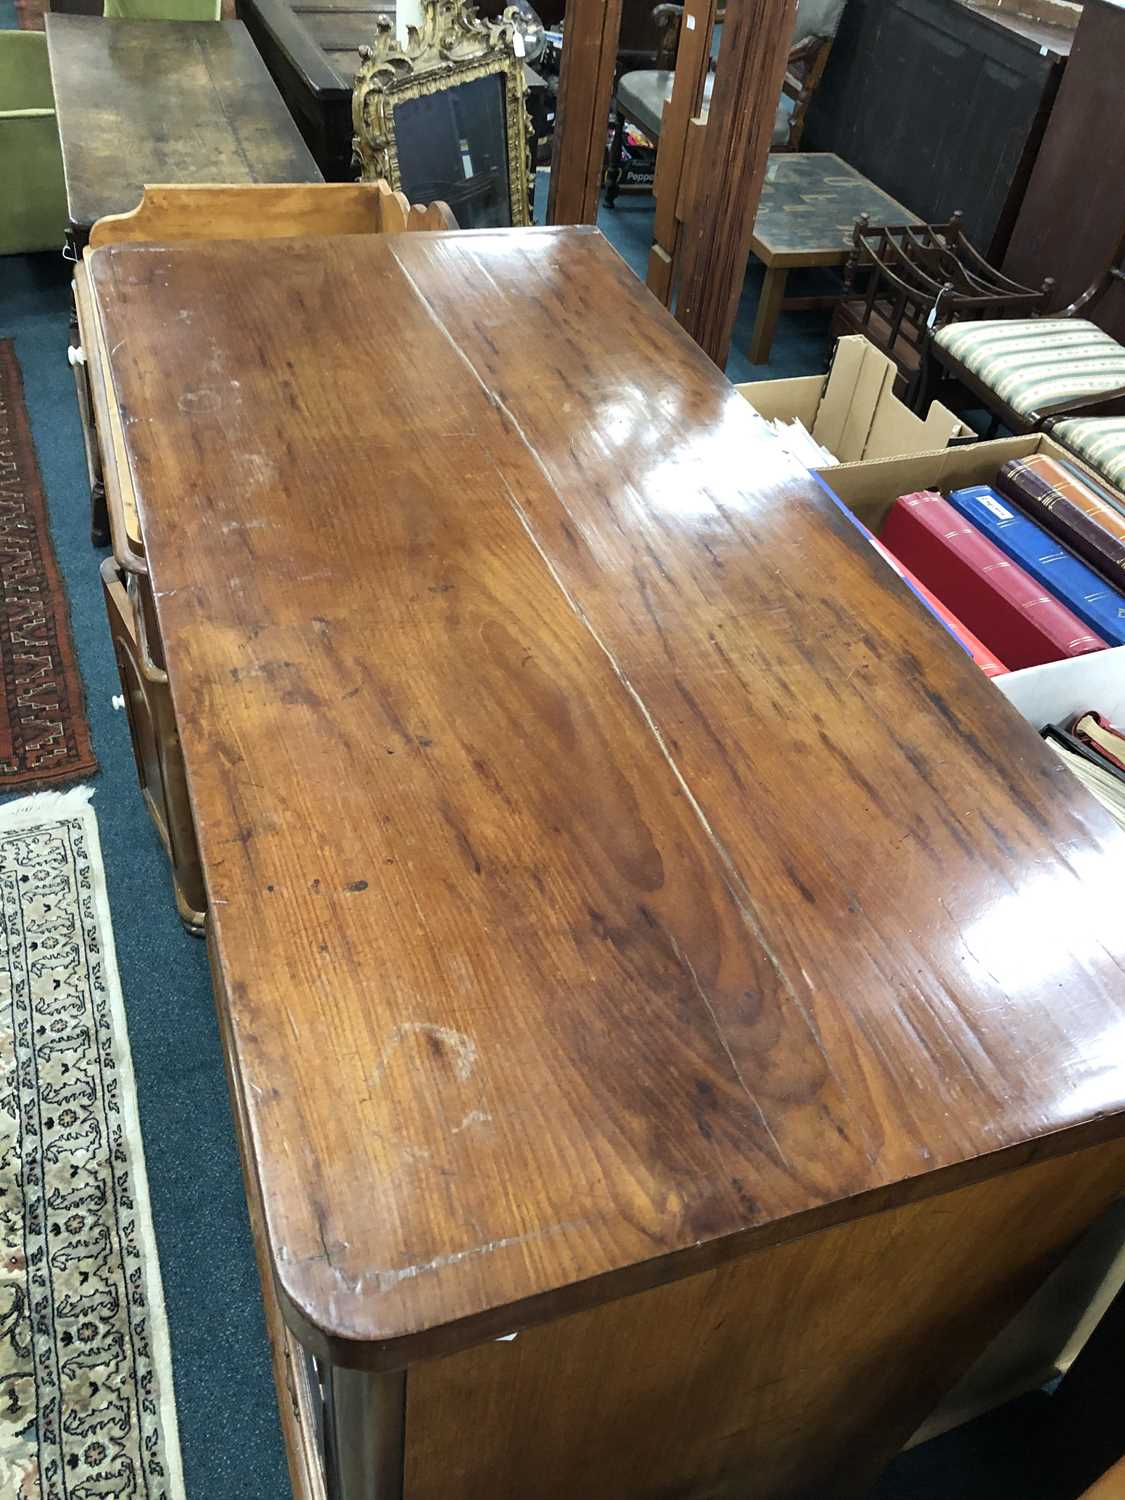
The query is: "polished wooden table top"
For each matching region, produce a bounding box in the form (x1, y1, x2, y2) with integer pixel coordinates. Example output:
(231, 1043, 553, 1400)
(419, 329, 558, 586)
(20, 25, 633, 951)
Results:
(88, 226, 1125, 1369)
(46, 15, 321, 241)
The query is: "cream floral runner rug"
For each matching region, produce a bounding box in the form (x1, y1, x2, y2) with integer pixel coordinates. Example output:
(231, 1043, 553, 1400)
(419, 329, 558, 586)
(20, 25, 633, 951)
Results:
(0, 787, 185, 1500)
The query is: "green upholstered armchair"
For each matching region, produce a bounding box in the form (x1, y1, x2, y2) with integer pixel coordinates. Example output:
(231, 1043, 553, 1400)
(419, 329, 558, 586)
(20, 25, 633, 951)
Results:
(102, 0, 222, 17)
(0, 33, 67, 257)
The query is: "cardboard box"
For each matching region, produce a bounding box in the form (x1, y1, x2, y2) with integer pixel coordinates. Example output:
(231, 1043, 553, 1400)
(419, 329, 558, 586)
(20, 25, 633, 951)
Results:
(821, 432, 1125, 696)
(996, 645, 1125, 730)
(735, 336, 970, 464)
(816, 432, 1119, 535)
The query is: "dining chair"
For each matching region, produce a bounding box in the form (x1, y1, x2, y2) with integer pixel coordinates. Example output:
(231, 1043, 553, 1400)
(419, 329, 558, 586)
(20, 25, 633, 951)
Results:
(916, 224, 1125, 493)
(605, 0, 846, 208)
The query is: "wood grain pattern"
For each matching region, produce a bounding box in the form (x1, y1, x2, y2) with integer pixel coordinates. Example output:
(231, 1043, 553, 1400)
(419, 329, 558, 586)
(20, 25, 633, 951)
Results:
(82, 183, 454, 558)
(676, 0, 796, 365)
(404, 1139, 1125, 1500)
(45, 15, 322, 242)
(86, 227, 1125, 1372)
(546, 0, 624, 224)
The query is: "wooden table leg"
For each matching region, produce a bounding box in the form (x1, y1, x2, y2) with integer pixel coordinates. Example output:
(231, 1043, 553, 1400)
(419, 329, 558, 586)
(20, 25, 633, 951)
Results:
(323, 1364, 406, 1500)
(749, 263, 786, 365)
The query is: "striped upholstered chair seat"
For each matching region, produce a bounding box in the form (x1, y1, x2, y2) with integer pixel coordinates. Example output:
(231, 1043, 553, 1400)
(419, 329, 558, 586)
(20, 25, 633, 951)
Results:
(1052, 416, 1125, 495)
(933, 319, 1125, 421)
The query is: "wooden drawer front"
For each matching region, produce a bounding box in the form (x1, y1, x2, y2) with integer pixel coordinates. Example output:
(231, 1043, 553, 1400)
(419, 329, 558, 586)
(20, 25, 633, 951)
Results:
(100, 558, 205, 932)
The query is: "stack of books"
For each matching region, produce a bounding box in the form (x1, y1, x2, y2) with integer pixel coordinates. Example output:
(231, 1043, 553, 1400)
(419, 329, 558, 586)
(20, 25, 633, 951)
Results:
(1041, 712, 1125, 830)
(874, 454, 1125, 674)
(870, 452, 1125, 828)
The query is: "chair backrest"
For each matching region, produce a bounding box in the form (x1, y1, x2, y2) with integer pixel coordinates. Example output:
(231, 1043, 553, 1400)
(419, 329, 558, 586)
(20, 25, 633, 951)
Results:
(779, 0, 846, 151)
(87, 182, 456, 248)
(0, 31, 56, 115)
(102, 0, 222, 19)
(793, 0, 846, 43)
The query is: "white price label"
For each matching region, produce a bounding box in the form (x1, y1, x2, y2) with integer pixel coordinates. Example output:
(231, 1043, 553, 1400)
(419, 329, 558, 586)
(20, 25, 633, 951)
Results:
(981, 496, 1014, 521)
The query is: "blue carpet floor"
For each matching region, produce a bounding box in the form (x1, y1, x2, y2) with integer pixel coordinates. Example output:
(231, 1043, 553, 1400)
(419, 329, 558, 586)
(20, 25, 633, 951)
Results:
(0, 57, 1109, 1497)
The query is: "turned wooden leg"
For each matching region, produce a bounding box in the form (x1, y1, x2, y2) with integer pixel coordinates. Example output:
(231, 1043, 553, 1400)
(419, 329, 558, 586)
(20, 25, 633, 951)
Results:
(91, 480, 110, 547)
(749, 263, 787, 365)
(604, 110, 627, 209)
(323, 1362, 406, 1499)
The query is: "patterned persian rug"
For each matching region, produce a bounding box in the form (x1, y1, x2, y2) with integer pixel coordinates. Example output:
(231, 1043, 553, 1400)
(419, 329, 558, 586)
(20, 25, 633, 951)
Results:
(0, 786, 184, 1499)
(0, 343, 96, 790)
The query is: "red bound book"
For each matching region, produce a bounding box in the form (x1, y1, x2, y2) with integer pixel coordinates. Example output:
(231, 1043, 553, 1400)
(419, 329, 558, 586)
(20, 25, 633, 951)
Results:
(878, 491, 1107, 670)
(866, 535, 1008, 676)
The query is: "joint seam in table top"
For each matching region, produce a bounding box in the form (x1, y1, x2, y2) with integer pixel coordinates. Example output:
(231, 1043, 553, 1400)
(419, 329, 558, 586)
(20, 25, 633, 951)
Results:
(196, 32, 260, 185)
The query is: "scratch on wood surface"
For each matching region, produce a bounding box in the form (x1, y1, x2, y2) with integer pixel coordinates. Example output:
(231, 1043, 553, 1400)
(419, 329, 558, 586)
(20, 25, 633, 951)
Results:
(372, 1022, 478, 1085)
(362, 1220, 586, 1296)
(667, 928, 790, 1169)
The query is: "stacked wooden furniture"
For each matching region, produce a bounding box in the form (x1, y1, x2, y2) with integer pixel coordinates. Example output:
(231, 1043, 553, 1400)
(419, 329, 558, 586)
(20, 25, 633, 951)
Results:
(72, 182, 454, 934)
(801, 0, 1072, 263)
(235, 0, 394, 181)
(80, 220, 1125, 1499)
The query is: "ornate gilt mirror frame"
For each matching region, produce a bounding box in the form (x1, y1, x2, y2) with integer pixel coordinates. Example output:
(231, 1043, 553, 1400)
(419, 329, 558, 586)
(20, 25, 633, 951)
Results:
(352, 0, 532, 228)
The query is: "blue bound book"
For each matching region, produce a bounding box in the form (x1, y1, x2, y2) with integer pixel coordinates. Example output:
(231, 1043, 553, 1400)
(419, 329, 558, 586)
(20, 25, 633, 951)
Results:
(947, 485, 1125, 647)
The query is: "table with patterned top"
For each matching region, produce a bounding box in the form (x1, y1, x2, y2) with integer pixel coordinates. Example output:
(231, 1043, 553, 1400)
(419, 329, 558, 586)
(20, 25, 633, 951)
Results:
(749, 151, 919, 363)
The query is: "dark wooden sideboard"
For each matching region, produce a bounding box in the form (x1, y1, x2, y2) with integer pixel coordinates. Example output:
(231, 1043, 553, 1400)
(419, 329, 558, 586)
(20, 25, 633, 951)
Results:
(1002, 0, 1125, 342)
(803, 0, 1069, 263)
(237, 0, 662, 184)
(235, 0, 393, 181)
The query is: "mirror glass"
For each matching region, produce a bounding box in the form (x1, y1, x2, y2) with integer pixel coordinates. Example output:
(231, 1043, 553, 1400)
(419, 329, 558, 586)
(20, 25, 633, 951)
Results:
(394, 73, 511, 230)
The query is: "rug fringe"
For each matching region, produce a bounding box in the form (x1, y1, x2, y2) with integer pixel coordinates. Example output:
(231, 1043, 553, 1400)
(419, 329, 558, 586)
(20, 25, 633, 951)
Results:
(0, 783, 96, 826)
